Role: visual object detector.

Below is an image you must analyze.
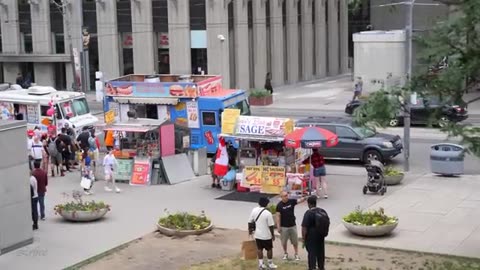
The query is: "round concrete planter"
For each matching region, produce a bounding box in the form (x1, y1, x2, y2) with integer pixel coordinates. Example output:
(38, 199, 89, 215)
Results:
(58, 208, 109, 222)
(384, 174, 404, 185)
(249, 96, 273, 106)
(342, 220, 398, 237)
(156, 223, 214, 237)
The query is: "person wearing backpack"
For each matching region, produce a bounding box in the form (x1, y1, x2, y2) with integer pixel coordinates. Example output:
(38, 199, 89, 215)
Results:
(248, 197, 277, 269)
(301, 195, 330, 270)
(47, 136, 62, 177)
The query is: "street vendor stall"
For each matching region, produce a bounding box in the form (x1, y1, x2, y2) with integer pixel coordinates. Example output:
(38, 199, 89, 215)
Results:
(220, 111, 295, 194)
(103, 118, 175, 186)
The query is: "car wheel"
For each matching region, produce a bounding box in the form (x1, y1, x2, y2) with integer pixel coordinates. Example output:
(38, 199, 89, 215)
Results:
(438, 116, 449, 128)
(388, 118, 399, 127)
(363, 150, 383, 164)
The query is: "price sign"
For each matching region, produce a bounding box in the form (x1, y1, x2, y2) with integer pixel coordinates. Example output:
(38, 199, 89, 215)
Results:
(263, 166, 285, 186)
(244, 166, 263, 185)
(105, 110, 115, 124)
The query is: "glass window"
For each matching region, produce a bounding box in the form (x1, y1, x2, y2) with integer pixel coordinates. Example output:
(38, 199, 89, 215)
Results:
(317, 125, 336, 133)
(60, 101, 75, 117)
(72, 98, 90, 116)
(40, 106, 50, 117)
(234, 100, 251, 115)
(202, 111, 216, 126)
(336, 126, 357, 138)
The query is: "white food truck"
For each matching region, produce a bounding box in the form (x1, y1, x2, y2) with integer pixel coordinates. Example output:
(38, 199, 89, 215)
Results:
(0, 86, 98, 134)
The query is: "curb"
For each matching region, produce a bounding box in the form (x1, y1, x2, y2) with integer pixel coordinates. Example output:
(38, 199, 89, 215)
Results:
(63, 236, 144, 270)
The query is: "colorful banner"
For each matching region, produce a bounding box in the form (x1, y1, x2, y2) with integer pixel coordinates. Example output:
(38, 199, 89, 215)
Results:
(197, 76, 222, 96)
(130, 158, 151, 186)
(221, 108, 241, 134)
(235, 116, 294, 137)
(105, 81, 199, 98)
(186, 101, 200, 128)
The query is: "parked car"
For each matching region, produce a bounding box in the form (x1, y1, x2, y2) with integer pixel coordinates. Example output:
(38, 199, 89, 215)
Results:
(296, 117, 403, 163)
(345, 96, 468, 127)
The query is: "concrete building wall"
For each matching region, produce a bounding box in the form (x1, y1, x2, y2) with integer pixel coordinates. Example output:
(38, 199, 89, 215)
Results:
(31, 0, 55, 86)
(301, 0, 314, 81)
(269, 0, 285, 86)
(168, 0, 192, 75)
(314, 0, 327, 78)
(64, 0, 84, 89)
(339, 0, 349, 73)
(286, 0, 299, 84)
(327, 0, 340, 76)
(0, 121, 33, 255)
(252, 1, 268, 89)
(233, 0, 250, 90)
(0, 0, 21, 82)
(96, 0, 121, 80)
(206, 0, 230, 88)
(131, 0, 155, 74)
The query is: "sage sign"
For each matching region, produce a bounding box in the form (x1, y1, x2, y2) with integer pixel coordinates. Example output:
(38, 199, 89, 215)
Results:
(238, 124, 266, 135)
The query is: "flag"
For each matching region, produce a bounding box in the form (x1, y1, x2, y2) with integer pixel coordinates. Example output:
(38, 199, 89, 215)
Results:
(214, 137, 229, 177)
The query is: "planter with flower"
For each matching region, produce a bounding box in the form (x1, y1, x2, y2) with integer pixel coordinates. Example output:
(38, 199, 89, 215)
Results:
(54, 191, 110, 222)
(384, 166, 404, 185)
(157, 210, 213, 237)
(342, 207, 398, 237)
(248, 89, 273, 106)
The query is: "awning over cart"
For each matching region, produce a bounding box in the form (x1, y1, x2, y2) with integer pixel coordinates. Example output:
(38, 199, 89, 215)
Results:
(103, 126, 151, 132)
(112, 96, 178, 105)
(220, 133, 284, 142)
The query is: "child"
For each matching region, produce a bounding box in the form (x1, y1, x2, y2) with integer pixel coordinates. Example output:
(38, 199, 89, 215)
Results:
(81, 150, 94, 195)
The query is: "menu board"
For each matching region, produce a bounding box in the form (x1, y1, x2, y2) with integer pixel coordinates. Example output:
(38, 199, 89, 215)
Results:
(244, 166, 286, 187)
(26, 105, 39, 124)
(244, 166, 263, 185)
(114, 158, 134, 181)
(221, 108, 241, 134)
(186, 101, 200, 128)
(130, 158, 151, 186)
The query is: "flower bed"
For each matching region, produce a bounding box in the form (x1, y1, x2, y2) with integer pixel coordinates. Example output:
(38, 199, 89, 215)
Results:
(342, 207, 398, 237)
(54, 192, 110, 222)
(157, 211, 213, 237)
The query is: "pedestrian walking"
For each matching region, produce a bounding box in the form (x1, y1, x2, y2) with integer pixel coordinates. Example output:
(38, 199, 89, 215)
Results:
(301, 195, 330, 270)
(81, 150, 94, 195)
(58, 128, 74, 172)
(248, 197, 277, 269)
(264, 72, 273, 94)
(30, 172, 39, 230)
(32, 161, 48, 220)
(47, 135, 62, 177)
(352, 76, 363, 101)
(89, 129, 100, 170)
(103, 149, 121, 193)
(276, 191, 307, 261)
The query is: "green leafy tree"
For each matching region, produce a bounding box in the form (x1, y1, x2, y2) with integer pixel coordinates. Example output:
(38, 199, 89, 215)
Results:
(353, 0, 480, 157)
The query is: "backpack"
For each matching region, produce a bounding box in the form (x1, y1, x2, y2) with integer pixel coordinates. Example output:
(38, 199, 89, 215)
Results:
(88, 136, 97, 150)
(313, 208, 330, 237)
(48, 139, 58, 157)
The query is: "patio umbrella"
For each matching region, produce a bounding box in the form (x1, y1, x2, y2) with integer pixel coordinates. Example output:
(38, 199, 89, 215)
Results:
(284, 126, 338, 195)
(284, 127, 338, 149)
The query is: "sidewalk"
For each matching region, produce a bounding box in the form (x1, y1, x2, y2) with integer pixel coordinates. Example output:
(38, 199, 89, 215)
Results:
(1, 164, 479, 269)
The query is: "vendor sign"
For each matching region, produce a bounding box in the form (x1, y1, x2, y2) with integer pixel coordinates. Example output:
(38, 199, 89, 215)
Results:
(235, 116, 294, 137)
(130, 158, 151, 186)
(221, 108, 240, 134)
(244, 166, 262, 185)
(105, 81, 199, 98)
(244, 165, 286, 187)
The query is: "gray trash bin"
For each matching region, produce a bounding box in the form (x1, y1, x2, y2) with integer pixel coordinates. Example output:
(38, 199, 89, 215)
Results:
(430, 143, 465, 176)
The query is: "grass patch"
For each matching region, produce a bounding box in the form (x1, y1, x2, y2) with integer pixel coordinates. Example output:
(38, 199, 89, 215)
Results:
(186, 258, 306, 270)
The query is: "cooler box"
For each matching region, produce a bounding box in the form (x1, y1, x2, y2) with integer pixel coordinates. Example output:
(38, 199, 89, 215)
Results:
(221, 180, 235, 191)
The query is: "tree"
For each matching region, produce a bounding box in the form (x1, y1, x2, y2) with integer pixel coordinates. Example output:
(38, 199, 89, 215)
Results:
(353, 0, 480, 157)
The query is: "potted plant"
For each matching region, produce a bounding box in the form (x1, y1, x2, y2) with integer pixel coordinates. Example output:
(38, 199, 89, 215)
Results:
(54, 191, 110, 222)
(342, 207, 398, 237)
(248, 89, 273, 106)
(157, 210, 213, 237)
(384, 166, 405, 185)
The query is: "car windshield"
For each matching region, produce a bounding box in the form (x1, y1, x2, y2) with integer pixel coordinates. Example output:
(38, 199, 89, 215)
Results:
(72, 98, 90, 116)
(353, 126, 376, 138)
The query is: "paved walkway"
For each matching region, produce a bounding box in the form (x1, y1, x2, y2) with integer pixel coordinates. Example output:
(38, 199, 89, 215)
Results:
(1, 165, 479, 269)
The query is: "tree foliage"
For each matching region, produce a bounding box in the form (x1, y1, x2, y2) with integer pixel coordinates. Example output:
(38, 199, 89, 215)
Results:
(353, 0, 480, 157)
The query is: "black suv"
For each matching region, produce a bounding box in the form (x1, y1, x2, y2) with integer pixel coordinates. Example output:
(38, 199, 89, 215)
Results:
(296, 117, 403, 163)
(345, 96, 468, 127)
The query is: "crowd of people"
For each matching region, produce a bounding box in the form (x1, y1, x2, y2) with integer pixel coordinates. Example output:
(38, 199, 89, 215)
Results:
(249, 194, 330, 270)
(27, 124, 122, 230)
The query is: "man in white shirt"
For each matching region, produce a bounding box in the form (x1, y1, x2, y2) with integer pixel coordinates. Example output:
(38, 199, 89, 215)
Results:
(31, 136, 44, 166)
(248, 197, 277, 269)
(103, 149, 121, 193)
(30, 174, 39, 230)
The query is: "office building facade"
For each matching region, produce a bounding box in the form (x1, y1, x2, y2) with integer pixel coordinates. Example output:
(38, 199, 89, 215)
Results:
(0, 0, 349, 90)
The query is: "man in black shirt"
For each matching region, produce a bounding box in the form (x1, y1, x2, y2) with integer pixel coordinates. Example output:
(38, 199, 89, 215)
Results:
(58, 129, 73, 172)
(275, 191, 306, 261)
(301, 195, 330, 270)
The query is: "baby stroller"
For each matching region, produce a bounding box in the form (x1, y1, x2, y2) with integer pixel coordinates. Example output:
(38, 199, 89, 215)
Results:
(363, 160, 387, 195)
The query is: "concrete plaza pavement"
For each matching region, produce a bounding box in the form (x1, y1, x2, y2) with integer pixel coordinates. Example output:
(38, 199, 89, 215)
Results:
(1, 164, 480, 269)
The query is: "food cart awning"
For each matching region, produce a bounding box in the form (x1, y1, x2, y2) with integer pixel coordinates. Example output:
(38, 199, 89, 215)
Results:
(112, 97, 178, 105)
(220, 133, 284, 142)
(103, 126, 152, 132)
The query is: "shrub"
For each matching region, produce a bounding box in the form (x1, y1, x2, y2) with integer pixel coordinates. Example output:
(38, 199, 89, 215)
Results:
(249, 89, 272, 98)
(54, 191, 110, 214)
(158, 210, 211, 231)
(343, 207, 397, 226)
(384, 166, 404, 176)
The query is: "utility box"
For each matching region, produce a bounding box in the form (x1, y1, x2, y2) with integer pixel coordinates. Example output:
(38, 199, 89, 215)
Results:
(0, 120, 33, 255)
(430, 143, 465, 176)
(353, 30, 406, 92)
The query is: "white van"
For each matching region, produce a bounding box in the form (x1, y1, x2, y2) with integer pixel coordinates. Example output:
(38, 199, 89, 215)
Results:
(0, 86, 98, 134)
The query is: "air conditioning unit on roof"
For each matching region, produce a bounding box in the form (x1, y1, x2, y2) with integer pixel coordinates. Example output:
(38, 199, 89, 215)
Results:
(28, 86, 57, 95)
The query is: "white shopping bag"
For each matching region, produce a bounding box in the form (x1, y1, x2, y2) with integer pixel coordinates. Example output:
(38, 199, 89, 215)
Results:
(80, 177, 92, 189)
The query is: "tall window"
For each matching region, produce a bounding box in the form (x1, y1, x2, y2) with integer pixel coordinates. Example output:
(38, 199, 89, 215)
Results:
(153, 0, 169, 74)
(50, 0, 65, 54)
(117, 0, 133, 75)
(18, 0, 32, 53)
(83, 0, 99, 90)
(190, 0, 207, 74)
